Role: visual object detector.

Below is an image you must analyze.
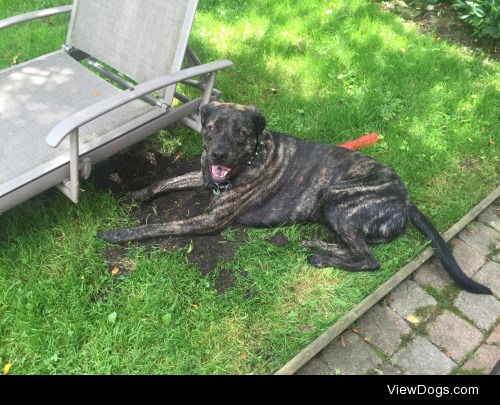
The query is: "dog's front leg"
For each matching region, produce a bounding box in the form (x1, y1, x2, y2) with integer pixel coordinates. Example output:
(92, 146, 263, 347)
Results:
(100, 208, 235, 243)
(126, 171, 203, 202)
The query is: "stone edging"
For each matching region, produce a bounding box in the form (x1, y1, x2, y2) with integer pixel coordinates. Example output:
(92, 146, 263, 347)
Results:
(275, 185, 500, 375)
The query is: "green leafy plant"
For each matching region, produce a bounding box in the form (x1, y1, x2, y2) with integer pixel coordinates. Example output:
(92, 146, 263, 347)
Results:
(453, 0, 500, 39)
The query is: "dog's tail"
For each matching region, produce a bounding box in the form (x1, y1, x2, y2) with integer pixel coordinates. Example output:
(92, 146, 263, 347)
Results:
(407, 202, 492, 295)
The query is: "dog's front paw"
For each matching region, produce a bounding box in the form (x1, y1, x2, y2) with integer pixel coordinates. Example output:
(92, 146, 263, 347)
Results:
(100, 228, 130, 244)
(124, 189, 149, 203)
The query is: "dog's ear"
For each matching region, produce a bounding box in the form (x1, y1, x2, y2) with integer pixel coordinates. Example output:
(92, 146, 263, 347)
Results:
(200, 102, 221, 127)
(251, 107, 266, 134)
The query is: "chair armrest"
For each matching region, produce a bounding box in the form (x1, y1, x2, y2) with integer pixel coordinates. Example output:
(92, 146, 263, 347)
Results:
(46, 59, 233, 148)
(0, 5, 72, 31)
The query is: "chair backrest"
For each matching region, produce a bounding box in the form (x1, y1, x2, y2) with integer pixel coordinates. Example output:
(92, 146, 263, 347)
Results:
(66, 0, 198, 103)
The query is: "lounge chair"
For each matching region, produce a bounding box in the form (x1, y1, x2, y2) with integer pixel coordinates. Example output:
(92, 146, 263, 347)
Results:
(0, 0, 232, 214)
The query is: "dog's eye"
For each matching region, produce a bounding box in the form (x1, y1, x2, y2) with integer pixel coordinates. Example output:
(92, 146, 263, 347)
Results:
(238, 129, 248, 137)
(207, 123, 215, 131)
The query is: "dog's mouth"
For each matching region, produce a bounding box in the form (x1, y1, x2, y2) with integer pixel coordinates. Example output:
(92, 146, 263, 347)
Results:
(211, 164, 232, 182)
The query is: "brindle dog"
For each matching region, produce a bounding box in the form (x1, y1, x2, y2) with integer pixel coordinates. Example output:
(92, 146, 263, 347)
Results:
(101, 102, 491, 295)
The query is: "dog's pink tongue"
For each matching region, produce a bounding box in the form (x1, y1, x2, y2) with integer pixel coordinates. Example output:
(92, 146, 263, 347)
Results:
(211, 165, 231, 179)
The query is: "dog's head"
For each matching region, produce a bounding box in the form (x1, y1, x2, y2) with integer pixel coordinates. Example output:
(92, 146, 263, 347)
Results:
(200, 102, 266, 184)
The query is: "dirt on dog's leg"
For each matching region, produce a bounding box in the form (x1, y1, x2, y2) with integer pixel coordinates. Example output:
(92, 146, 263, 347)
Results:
(126, 171, 204, 202)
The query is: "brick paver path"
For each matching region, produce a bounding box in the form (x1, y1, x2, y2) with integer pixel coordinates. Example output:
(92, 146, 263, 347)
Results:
(297, 200, 500, 375)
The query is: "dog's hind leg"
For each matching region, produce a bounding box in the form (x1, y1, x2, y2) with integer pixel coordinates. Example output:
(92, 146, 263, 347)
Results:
(126, 171, 204, 202)
(303, 190, 386, 271)
(304, 175, 410, 271)
(304, 232, 379, 271)
(301, 240, 345, 253)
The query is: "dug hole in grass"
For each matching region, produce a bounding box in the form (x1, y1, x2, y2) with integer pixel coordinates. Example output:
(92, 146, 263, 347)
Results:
(0, 0, 498, 374)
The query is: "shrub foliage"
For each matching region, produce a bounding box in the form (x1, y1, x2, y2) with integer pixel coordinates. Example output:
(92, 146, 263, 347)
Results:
(452, 0, 500, 39)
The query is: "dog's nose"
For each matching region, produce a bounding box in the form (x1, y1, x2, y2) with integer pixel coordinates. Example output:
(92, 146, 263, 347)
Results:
(210, 144, 229, 161)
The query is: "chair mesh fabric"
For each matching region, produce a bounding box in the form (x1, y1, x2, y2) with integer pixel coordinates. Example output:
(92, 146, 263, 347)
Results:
(68, 0, 197, 103)
(0, 51, 154, 189)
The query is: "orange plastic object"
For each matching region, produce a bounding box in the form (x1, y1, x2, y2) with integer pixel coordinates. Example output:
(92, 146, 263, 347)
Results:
(339, 132, 380, 150)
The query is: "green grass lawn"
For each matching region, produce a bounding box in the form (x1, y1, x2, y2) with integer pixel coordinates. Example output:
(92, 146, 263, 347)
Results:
(0, 0, 498, 374)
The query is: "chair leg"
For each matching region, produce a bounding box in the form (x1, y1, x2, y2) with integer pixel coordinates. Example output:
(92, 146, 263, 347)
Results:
(182, 71, 218, 133)
(56, 128, 80, 203)
(196, 71, 217, 131)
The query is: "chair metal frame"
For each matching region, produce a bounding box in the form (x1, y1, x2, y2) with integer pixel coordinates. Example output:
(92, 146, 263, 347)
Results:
(0, 3, 232, 213)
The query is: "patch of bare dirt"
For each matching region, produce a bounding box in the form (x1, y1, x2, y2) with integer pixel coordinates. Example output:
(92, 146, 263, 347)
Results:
(267, 231, 290, 247)
(214, 269, 236, 294)
(378, 0, 499, 59)
(92, 144, 247, 292)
